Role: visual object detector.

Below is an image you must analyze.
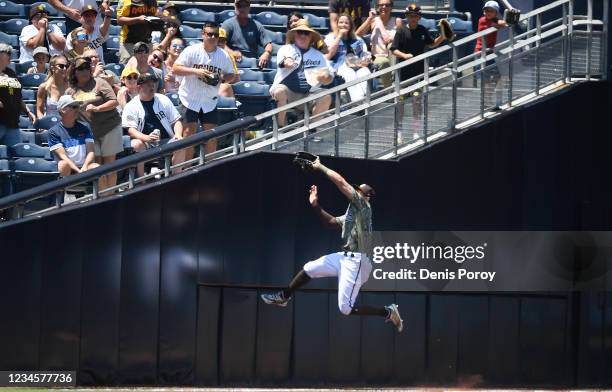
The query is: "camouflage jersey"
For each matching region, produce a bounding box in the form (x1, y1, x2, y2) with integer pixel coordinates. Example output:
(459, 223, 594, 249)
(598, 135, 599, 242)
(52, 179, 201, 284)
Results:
(335, 189, 372, 256)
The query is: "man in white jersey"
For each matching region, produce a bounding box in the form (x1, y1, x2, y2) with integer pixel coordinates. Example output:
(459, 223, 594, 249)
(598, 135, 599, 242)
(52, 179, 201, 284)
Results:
(49, 0, 102, 33)
(261, 157, 404, 333)
(172, 22, 237, 155)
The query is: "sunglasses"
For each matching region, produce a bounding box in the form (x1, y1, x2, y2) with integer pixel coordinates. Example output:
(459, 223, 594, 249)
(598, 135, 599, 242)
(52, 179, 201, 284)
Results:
(296, 30, 311, 36)
(171, 44, 185, 49)
(204, 32, 219, 38)
(55, 63, 68, 69)
(75, 33, 89, 41)
(125, 75, 138, 80)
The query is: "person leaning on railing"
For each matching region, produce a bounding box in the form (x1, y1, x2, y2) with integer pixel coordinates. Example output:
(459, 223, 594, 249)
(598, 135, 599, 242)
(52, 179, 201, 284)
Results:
(270, 20, 334, 128)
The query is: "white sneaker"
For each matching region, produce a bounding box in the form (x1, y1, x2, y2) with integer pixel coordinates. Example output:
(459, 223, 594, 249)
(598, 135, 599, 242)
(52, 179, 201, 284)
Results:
(150, 167, 162, 180)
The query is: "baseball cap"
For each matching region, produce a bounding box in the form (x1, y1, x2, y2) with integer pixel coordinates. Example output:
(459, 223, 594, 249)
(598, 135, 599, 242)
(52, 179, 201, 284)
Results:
(81, 4, 98, 14)
(137, 72, 157, 85)
(0, 43, 13, 54)
(218, 27, 227, 39)
(133, 41, 150, 54)
(235, 0, 250, 5)
(32, 47, 50, 58)
(121, 66, 139, 79)
(29, 4, 49, 20)
(483, 0, 500, 12)
(405, 3, 422, 15)
(57, 95, 82, 110)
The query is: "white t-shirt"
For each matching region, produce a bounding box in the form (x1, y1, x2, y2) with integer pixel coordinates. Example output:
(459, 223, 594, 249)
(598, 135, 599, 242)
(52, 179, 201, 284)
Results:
(65, 25, 108, 64)
(174, 44, 236, 113)
(122, 93, 181, 137)
(19, 24, 65, 63)
(270, 44, 334, 93)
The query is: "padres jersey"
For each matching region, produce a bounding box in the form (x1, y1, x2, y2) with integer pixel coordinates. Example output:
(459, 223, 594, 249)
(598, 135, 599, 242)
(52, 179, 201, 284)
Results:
(116, 0, 157, 44)
(336, 189, 373, 256)
(175, 44, 236, 113)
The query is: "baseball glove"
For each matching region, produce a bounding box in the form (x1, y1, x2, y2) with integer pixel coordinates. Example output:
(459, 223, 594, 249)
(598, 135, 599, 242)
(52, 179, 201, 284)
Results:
(438, 19, 456, 42)
(293, 151, 318, 171)
(202, 73, 220, 86)
(504, 8, 521, 25)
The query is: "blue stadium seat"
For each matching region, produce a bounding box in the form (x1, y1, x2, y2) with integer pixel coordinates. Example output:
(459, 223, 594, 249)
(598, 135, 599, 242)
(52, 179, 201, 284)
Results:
(19, 130, 36, 144)
(12, 157, 59, 193)
(35, 115, 60, 131)
(448, 17, 473, 33)
(105, 36, 120, 50)
(418, 17, 436, 30)
(302, 13, 326, 29)
(18, 73, 46, 88)
(179, 25, 201, 39)
(18, 115, 34, 130)
(254, 11, 287, 28)
(216, 9, 236, 23)
(186, 39, 201, 46)
(238, 68, 264, 82)
(0, 159, 11, 197)
(35, 129, 49, 145)
(216, 96, 238, 123)
(180, 8, 215, 24)
(104, 49, 119, 64)
(0, 1, 25, 18)
(0, 31, 18, 48)
(29, 3, 58, 17)
(104, 63, 124, 77)
(49, 20, 65, 34)
(107, 24, 121, 36)
(1, 18, 27, 35)
(262, 69, 276, 84)
(9, 142, 51, 159)
(233, 82, 274, 127)
(21, 88, 36, 102)
(257, 42, 281, 56)
(10, 49, 18, 61)
(5, 62, 15, 73)
(233, 81, 270, 97)
(266, 30, 285, 45)
(15, 61, 36, 74)
(165, 92, 180, 106)
(236, 56, 257, 69)
(0, 145, 8, 159)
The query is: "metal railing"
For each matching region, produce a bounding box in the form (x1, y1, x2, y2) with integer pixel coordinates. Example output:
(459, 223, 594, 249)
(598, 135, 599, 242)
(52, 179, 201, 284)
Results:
(0, 0, 606, 222)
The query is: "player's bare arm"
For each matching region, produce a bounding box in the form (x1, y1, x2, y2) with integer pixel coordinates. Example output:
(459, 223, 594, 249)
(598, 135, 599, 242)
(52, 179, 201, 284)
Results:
(312, 157, 355, 202)
(309, 185, 342, 230)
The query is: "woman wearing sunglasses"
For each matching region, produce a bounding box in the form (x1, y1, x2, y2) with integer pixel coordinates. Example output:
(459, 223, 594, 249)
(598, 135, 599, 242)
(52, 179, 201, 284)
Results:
(36, 55, 69, 118)
(67, 56, 122, 191)
(163, 38, 184, 93)
(324, 13, 372, 103)
(117, 67, 140, 111)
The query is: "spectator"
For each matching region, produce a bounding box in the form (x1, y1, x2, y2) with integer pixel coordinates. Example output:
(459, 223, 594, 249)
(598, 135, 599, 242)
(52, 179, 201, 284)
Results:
(116, 0, 158, 64)
(475, 1, 507, 109)
(217, 28, 239, 97)
(36, 55, 69, 118)
(148, 46, 168, 82)
(27, 47, 50, 74)
(19, 4, 66, 64)
(356, 0, 399, 88)
(329, 0, 370, 34)
(324, 13, 372, 103)
(173, 22, 237, 154)
(65, 27, 91, 61)
(122, 72, 185, 176)
(49, 0, 102, 33)
(152, 2, 182, 51)
(270, 20, 333, 128)
(126, 42, 164, 93)
(67, 57, 123, 190)
(117, 67, 139, 110)
(48, 95, 100, 178)
(64, 4, 113, 64)
(287, 12, 328, 54)
(82, 48, 119, 92)
(0, 44, 36, 146)
(390, 4, 446, 83)
(163, 37, 184, 93)
(221, 0, 273, 68)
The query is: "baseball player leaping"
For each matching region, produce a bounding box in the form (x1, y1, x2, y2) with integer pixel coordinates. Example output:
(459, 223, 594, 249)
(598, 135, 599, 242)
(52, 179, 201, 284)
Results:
(261, 157, 404, 332)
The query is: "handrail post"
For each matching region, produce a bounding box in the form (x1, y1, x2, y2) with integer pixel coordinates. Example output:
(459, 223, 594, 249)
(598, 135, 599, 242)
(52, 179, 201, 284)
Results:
(163, 155, 171, 178)
(507, 25, 514, 107)
(423, 57, 429, 143)
(567, 0, 574, 82)
(92, 179, 99, 200)
(198, 144, 205, 165)
(55, 191, 63, 208)
(586, 0, 593, 80)
(303, 102, 310, 151)
(451, 45, 458, 130)
(604, 0, 609, 80)
(480, 36, 487, 117)
(334, 91, 340, 156)
(128, 166, 135, 189)
(393, 68, 401, 156)
(535, 13, 541, 95)
(364, 79, 371, 158)
(271, 115, 279, 150)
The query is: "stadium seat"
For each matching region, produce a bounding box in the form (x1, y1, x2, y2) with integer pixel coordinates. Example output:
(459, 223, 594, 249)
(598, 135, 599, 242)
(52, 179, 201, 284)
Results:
(50, 20, 65, 34)
(0, 1, 25, 18)
(35, 130, 49, 146)
(302, 13, 326, 29)
(257, 42, 281, 56)
(236, 56, 257, 69)
(18, 73, 46, 88)
(186, 39, 201, 46)
(35, 115, 60, 131)
(10, 49, 18, 61)
(179, 25, 201, 39)
(233, 81, 270, 96)
(216, 96, 239, 123)
(0, 159, 11, 197)
(233, 81, 274, 120)
(418, 17, 436, 30)
(19, 130, 36, 144)
(1, 18, 28, 35)
(18, 115, 34, 130)
(5, 62, 15, 73)
(15, 61, 35, 74)
(262, 69, 276, 84)
(105, 36, 120, 50)
(21, 88, 36, 102)
(266, 30, 285, 45)
(216, 9, 236, 23)
(12, 157, 59, 193)
(30, 3, 58, 17)
(254, 11, 287, 29)
(165, 92, 180, 106)
(104, 63, 124, 77)
(104, 49, 119, 64)
(238, 68, 264, 82)
(180, 8, 215, 24)
(9, 143, 52, 160)
(448, 17, 473, 33)
(0, 145, 8, 159)
(0, 31, 18, 48)
(107, 24, 121, 36)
